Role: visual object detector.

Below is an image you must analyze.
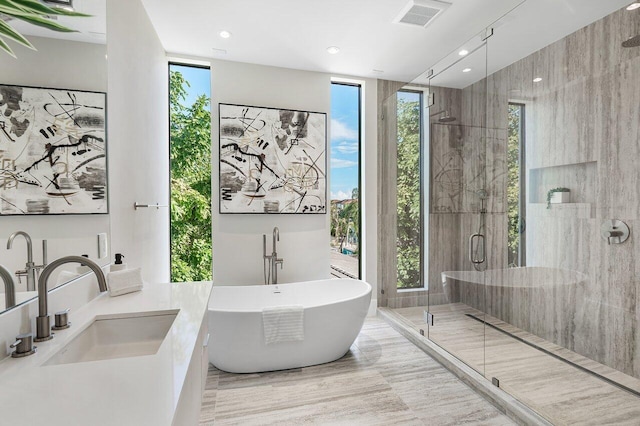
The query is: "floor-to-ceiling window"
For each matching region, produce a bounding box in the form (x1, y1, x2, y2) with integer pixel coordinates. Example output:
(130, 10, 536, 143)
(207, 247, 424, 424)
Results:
(396, 90, 423, 289)
(507, 102, 525, 267)
(329, 82, 361, 279)
(169, 63, 212, 281)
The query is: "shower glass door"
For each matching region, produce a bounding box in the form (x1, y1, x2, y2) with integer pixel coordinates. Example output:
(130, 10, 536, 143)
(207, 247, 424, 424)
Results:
(482, 3, 640, 424)
(426, 34, 490, 378)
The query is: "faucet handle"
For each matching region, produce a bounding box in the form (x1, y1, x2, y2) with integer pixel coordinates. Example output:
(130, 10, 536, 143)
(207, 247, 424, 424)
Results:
(11, 333, 36, 358)
(53, 309, 71, 330)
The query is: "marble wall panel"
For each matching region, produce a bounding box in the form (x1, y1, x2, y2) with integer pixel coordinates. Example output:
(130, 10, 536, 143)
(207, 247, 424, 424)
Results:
(476, 6, 640, 379)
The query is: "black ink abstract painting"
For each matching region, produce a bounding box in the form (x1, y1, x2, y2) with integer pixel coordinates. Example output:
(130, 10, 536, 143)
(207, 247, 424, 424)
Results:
(219, 103, 326, 214)
(0, 84, 107, 215)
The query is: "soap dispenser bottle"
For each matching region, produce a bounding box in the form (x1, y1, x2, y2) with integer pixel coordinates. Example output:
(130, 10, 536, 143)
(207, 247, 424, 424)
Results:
(110, 253, 127, 272)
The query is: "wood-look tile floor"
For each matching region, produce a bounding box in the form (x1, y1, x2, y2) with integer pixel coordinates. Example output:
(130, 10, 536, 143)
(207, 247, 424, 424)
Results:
(394, 304, 640, 426)
(199, 317, 515, 425)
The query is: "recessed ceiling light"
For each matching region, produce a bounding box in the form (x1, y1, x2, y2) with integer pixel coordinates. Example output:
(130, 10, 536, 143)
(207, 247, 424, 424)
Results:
(533, 77, 543, 83)
(219, 30, 232, 39)
(458, 49, 469, 56)
(627, 3, 640, 10)
(327, 46, 340, 54)
(462, 68, 472, 73)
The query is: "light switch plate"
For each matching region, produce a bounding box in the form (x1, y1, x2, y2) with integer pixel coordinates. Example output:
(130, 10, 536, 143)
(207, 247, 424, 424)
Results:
(97, 233, 108, 259)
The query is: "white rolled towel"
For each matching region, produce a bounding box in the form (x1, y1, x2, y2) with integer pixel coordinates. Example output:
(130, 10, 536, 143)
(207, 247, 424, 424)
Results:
(107, 267, 144, 297)
(262, 305, 304, 345)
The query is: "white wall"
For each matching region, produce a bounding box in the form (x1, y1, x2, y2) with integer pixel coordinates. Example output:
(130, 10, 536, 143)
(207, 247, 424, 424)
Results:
(0, 36, 110, 292)
(107, 0, 169, 283)
(208, 61, 378, 307)
(210, 60, 331, 285)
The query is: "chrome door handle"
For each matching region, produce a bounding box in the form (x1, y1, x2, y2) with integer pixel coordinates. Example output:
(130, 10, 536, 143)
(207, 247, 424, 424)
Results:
(468, 233, 486, 264)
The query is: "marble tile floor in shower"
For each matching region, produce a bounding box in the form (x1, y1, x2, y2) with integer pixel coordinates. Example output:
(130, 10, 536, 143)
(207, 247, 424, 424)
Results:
(199, 317, 514, 425)
(393, 304, 640, 426)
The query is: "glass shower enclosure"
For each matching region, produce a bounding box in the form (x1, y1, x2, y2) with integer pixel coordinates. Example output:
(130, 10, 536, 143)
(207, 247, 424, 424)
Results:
(386, 2, 640, 424)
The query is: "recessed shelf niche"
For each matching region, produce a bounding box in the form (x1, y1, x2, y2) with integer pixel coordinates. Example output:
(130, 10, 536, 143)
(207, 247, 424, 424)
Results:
(528, 161, 596, 218)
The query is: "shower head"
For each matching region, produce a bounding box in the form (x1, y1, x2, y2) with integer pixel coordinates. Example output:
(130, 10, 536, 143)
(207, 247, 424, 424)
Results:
(622, 34, 640, 48)
(439, 112, 457, 123)
(429, 109, 457, 123)
(475, 189, 489, 200)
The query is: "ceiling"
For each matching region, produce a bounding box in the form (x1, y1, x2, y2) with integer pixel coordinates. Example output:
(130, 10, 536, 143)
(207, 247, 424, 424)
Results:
(7, 0, 632, 84)
(139, 0, 633, 83)
(11, 0, 106, 44)
(412, 0, 633, 88)
(140, 0, 523, 82)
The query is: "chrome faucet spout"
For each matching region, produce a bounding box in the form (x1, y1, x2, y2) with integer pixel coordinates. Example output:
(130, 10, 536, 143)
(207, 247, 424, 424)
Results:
(0, 264, 16, 309)
(7, 231, 33, 263)
(35, 255, 108, 341)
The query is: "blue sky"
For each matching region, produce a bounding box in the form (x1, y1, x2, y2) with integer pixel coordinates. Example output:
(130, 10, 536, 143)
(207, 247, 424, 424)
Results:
(330, 83, 359, 200)
(170, 65, 359, 201)
(170, 64, 211, 105)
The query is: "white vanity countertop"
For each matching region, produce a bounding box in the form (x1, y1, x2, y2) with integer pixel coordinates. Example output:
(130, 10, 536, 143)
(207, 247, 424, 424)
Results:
(0, 281, 213, 426)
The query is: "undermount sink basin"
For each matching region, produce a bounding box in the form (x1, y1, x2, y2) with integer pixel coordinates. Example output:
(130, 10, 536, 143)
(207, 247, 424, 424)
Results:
(44, 310, 179, 366)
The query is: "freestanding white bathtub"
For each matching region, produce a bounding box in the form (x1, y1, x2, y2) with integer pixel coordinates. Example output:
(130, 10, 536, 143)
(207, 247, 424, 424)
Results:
(208, 279, 372, 373)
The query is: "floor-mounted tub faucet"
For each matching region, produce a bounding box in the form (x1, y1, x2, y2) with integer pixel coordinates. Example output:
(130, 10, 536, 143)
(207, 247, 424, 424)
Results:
(263, 227, 284, 285)
(35, 255, 108, 342)
(7, 231, 47, 291)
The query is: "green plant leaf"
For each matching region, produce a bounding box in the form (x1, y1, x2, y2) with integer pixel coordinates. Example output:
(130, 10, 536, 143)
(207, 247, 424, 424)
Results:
(0, 18, 35, 49)
(0, 35, 16, 57)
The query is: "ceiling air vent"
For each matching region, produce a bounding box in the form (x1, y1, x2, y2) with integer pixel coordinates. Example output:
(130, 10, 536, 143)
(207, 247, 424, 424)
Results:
(394, 0, 451, 28)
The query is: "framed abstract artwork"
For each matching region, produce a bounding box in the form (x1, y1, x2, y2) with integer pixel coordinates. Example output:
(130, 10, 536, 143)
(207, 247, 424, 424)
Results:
(0, 84, 107, 215)
(219, 103, 326, 214)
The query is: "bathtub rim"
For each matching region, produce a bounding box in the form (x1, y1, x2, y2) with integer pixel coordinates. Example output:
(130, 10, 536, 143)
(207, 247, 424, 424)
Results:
(209, 278, 372, 313)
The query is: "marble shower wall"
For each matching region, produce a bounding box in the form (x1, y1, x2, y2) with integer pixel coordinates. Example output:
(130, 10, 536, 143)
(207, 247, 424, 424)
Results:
(459, 6, 640, 378)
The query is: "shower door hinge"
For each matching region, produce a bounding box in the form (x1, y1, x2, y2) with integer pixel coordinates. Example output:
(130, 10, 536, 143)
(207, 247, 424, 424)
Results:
(420, 329, 425, 336)
(481, 27, 494, 41)
(424, 311, 434, 326)
(380, 289, 385, 294)
(426, 69, 434, 78)
(492, 377, 500, 388)
(427, 93, 435, 107)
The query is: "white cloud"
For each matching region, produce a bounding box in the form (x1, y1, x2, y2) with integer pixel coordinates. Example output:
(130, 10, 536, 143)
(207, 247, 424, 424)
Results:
(332, 140, 358, 154)
(331, 119, 357, 141)
(331, 190, 351, 200)
(330, 158, 357, 169)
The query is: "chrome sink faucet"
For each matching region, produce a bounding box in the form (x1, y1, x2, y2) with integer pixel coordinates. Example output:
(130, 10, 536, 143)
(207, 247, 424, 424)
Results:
(0, 263, 16, 309)
(7, 231, 47, 291)
(263, 227, 284, 285)
(35, 255, 108, 342)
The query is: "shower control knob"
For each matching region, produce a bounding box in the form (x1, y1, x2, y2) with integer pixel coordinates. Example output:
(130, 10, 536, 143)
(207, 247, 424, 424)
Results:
(601, 220, 630, 245)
